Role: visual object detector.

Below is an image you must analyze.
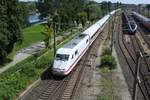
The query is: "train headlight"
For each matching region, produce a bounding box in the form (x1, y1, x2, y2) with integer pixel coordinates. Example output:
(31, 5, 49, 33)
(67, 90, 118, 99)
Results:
(52, 68, 58, 71)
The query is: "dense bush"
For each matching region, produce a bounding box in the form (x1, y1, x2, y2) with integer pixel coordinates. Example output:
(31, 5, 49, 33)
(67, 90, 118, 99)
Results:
(102, 47, 111, 56)
(101, 55, 117, 69)
(0, 50, 53, 99)
(21, 63, 36, 77)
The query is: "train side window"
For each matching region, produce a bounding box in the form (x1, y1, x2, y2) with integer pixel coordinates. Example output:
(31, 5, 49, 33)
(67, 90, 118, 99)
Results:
(86, 39, 88, 43)
(75, 50, 78, 55)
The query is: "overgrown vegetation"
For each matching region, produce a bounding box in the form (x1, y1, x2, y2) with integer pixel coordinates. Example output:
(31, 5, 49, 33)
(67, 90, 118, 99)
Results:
(98, 46, 114, 100)
(101, 55, 116, 69)
(36, 0, 121, 30)
(0, 0, 24, 64)
(0, 49, 53, 99)
(41, 20, 54, 49)
(7, 24, 45, 59)
(100, 47, 117, 69)
(98, 67, 112, 100)
(102, 47, 112, 56)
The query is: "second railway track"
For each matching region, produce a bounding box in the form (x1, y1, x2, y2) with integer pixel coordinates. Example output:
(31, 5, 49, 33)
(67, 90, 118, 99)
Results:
(115, 11, 150, 100)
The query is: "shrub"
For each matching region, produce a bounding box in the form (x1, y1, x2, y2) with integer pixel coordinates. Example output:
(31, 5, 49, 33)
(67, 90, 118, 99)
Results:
(35, 53, 53, 69)
(98, 95, 111, 100)
(102, 47, 111, 56)
(21, 63, 36, 77)
(0, 50, 53, 99)
(101, 55, 117, 69)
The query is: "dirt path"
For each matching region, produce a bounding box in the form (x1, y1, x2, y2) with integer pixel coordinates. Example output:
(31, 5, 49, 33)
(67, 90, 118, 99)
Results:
(0, 53, 31, 74)
(0, 35, 63, 74)
(111, 46, 131, 100)
(0, 41, 46, 74)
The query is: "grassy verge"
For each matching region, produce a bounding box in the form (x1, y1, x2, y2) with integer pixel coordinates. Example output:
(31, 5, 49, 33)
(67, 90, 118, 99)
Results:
(98, 23, 116, 99)
(8, 24, 45, 59)
(0, 24, 89, 99)
(98, 67, 113, 100)
(0, 48, 53, 99)
(98, 47, 115, 100)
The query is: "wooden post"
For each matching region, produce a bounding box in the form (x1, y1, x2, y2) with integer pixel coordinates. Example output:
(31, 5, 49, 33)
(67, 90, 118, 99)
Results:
(53, 23, 56, 57)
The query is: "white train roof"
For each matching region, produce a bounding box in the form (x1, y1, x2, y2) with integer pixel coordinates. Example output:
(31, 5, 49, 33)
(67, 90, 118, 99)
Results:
(96, 14, 110, 26)
(110, 10, 115, 15)
(64, 34, 86, 49)
(57, 34, 87, 54)
(133, 12, 150, 22)
(82, 23, 100, 38)
(57, 48, 72, 54)
(82, 13, 110, 38)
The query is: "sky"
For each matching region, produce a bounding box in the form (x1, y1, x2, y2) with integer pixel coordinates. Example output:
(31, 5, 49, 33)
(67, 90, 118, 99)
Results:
(93, 0, 150, 4)
(19, 0, 150, 4)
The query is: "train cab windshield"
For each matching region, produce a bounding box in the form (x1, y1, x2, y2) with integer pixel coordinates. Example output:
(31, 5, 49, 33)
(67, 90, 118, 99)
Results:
(56, 54, 69, 61)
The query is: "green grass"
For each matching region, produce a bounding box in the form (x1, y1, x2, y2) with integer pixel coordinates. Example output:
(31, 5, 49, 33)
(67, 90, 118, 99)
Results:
(98, 67, 112, 100)
(8, 24, 45, 58)
(21, 24, 45, 47)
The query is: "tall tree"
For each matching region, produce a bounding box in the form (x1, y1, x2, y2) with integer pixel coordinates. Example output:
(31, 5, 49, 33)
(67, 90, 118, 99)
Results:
(77, 12, 87, 27)
(107, 1, 112, 12)
(41, 19, 54, 49)
(101, 1, 108, 16)
(85, 1, 102, 21)
(0, 0, 23, 64)
(36, 0, 86, 29)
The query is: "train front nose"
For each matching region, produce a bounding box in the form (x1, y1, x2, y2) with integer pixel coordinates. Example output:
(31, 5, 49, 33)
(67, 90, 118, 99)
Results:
(52, 61, 66, 75)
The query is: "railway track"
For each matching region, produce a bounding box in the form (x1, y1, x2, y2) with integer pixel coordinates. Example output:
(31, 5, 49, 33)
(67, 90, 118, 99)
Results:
(19, 20, 107, 100)
(133, 17, 150, 49)
(115, 12, 150, 100)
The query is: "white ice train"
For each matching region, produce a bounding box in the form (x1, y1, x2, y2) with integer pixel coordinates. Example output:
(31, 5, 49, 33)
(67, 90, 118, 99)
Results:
(52, 10, 119, 76)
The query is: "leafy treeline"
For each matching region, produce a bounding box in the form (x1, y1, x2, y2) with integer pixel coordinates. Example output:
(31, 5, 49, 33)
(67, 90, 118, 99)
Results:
(36, 0, 119, 30)
(0, 0, 36, 64)
(0, 0, 25, 64)
(36, 0, 86, 28)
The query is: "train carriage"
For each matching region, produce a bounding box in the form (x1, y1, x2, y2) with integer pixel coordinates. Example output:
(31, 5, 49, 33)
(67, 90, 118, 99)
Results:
(132, 12, 150, 30)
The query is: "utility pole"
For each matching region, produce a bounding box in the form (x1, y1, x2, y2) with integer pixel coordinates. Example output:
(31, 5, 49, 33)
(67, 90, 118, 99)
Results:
(53, 22, 56, 57)
(110, 15, 114, 54)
